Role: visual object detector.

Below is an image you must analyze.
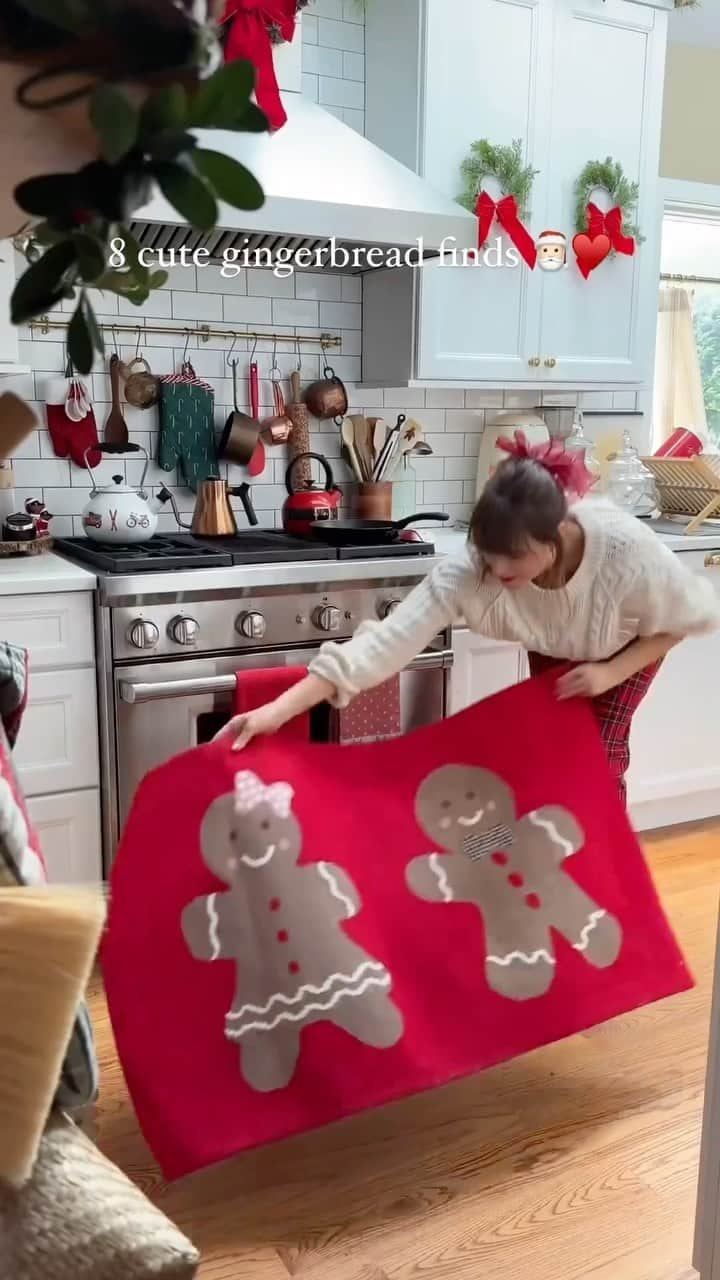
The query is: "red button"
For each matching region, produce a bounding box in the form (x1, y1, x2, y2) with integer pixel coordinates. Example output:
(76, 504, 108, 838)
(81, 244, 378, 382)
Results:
(526, 893, 542, 910)
(269, 898, 281, 912)
(508, 873, 524, 888)
(289, 961, 300, 975)
(491, 852, 508, 866)
(277, 930, 289, 943)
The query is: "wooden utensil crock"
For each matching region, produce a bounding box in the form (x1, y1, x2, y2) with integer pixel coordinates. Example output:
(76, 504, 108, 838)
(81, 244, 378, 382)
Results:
(353, 483, 393, 521)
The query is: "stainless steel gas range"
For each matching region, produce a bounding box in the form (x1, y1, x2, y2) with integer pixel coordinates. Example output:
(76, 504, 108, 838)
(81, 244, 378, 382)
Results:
(55, 532, 452, 871)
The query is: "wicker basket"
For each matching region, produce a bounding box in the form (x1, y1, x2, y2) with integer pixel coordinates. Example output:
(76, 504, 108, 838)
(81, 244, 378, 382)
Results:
(641, 456, 720, 534)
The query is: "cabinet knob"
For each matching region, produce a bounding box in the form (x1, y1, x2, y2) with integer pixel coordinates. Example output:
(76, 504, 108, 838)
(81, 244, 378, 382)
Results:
(236, 611, 267, 640)
(544, 357, 557, 368)
(528, 356, 541, 368)
(705, 554, 720, 568)
(168, 615, 199, 646)
(127, 619, 160, 650)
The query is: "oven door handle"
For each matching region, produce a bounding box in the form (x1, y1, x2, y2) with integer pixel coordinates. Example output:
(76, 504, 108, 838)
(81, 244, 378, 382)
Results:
(118, 650, 453, 705)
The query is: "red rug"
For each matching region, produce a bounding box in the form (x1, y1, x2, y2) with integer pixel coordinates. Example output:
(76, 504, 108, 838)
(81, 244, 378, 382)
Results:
(102, 671, 692, 1179)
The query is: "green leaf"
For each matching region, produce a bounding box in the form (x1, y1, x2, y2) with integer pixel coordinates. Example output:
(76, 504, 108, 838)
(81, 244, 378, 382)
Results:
(154, 163, 218, 231)
(68, 301, 93, 375)
(149, 270, 169, 289)
(11, 241, 78, 325)
(89, 86, 140, 164)
(236, 103, 269, 134)
(140, 84, 188, 137)
(116, 226, 149, 286)
(17, 0, 94, 32)
(187, 61, 256, 128)
(146, 130, 198, 163)
(193, 149, 265, 212)
(73, 233, 106, 283)
(14, 173, 78, 219)
(83, 297, 105, 358)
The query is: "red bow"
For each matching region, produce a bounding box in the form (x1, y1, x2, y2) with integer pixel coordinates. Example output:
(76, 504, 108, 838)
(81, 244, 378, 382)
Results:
(497, 430, 596, 498)
(586, 202, 635, 256)
(222, 0, 297, 131)
(475, 191, 537, 269)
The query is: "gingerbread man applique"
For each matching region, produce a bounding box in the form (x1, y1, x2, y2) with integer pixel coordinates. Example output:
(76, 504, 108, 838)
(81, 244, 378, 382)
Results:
(181, 771, 404, 1092)
(406, 765, 622, 1001)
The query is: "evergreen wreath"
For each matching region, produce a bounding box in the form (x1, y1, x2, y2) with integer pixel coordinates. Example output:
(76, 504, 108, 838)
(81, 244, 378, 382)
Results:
(458, 138, 537, 218)
(573, 157, 642, 246)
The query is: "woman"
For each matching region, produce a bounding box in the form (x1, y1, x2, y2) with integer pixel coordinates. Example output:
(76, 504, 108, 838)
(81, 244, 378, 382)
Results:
(219, 434, 720, 803)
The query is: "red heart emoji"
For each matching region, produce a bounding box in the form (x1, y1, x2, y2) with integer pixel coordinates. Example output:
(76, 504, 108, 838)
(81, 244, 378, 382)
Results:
(572, 232, 611, 279)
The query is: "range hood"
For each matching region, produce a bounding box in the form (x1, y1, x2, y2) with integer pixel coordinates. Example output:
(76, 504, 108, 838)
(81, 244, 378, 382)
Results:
(131, 91, 477, 273)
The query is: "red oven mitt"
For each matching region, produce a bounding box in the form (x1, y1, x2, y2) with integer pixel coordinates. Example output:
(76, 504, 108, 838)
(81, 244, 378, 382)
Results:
(103, 671, 692, 1179)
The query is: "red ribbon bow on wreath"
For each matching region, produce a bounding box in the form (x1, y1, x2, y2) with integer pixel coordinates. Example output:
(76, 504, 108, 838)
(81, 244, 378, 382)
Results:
(222, 0, 297, 131)
(475, 191, 537, 269)
(586, 202, 636, 257)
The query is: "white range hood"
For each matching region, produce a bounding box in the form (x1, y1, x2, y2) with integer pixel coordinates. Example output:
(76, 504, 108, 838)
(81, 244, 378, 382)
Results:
(132, 38, 476, 271)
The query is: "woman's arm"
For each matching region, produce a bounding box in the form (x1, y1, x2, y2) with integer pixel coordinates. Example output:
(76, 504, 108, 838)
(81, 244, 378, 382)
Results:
(556, 633, 678, 701)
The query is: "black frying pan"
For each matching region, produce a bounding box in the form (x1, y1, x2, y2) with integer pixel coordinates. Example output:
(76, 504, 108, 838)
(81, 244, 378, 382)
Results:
(309, 512, 449, 546)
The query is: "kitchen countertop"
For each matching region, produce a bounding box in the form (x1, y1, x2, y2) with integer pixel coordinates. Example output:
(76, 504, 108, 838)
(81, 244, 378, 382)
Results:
(431, 520, 720, 557)
(0, 551, 96, 596)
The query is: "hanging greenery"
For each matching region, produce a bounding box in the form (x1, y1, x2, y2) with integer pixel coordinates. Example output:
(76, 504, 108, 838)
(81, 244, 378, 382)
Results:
(1, 1, 268, 374)
(458, 138, 537, 219)
(573, 157, 642, 246)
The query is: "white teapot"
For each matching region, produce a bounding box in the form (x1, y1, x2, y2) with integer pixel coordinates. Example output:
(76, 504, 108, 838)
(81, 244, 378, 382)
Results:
(82, 444, 158, 544)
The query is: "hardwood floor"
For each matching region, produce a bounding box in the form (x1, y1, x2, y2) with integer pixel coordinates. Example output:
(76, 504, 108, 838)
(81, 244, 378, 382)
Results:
(90, 823, 720, 1279)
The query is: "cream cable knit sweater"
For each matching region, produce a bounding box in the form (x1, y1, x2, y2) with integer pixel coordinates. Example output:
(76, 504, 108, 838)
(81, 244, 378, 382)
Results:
(309, 501, 720, 707)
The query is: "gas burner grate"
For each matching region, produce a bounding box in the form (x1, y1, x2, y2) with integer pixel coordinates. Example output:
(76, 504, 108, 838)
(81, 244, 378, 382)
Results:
(53, 535, 233, 574)
(194, 531, 336, 565)
(333, 541, 436, 560)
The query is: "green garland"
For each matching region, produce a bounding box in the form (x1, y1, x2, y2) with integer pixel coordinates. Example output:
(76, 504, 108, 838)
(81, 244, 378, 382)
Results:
(573, 157, 642, 245)
(458, 138, 537, 219)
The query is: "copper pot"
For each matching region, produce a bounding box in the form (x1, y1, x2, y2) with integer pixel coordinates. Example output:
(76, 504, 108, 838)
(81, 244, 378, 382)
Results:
(304, 365, 348, 422)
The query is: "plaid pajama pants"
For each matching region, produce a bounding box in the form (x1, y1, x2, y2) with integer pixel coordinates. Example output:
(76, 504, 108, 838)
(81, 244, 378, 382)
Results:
(528, 651, 662, 806)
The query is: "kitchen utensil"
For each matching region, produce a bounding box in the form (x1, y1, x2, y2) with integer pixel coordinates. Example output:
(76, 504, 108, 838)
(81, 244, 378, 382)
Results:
(2, 512, 35, 542)
(373, 414, 406, 481)
(350, 415, 373, 480)
(390, 423, 423, 477)
(283, 453, 343, 537)
(372, 419, 388, 463)
(218, 358, 262, 468)
(340, 417, 363, 483)
(121, 357, 160, 410)
(309, 511, 449, 547)
(353, 482, 393, 521)
(564, 410, 601, 483)
(476, 409, 549, 497)
(247, 358, 266, 477)
(104, 354, 129, 446)
(158, 475, 258, 534)
(81, 443, 158, 543)
(286, 367, 312, 487)
(654, 428, 704, 459)
(304, 365, 348, 422)
(536, 404, 574, 441)
(65, 375, 89, 422)
(262, 360, 293, 445)
(0, 393, 37, 461)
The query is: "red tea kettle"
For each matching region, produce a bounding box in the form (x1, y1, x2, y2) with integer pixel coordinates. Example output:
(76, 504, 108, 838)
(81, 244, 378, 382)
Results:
(283, 453, 342, 537)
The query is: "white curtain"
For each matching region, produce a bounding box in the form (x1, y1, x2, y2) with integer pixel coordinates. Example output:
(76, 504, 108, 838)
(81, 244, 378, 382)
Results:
(653, 285, 708, 448)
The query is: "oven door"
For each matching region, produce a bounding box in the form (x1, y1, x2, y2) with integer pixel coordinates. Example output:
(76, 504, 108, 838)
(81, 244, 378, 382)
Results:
(113, 642, 452, 856)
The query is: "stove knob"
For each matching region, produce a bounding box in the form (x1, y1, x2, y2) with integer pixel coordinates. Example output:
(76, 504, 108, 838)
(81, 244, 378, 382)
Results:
(168, 616, 199, 647)
(127, 619, 160, 651)
(313, 605, 341, 633)
(236, 611, 267, 641)
(379, 598, 402, 620)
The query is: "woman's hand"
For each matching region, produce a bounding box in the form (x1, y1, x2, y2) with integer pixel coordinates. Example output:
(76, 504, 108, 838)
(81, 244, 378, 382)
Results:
(556, 662, 615, 701)
(213, 700, 289, 751)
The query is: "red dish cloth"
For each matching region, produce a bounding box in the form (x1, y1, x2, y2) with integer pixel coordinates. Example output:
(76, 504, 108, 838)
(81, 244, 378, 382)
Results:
(103, 671, 692, 1180)
(235, 667, 310, 743)
(338, 676, 402, 744)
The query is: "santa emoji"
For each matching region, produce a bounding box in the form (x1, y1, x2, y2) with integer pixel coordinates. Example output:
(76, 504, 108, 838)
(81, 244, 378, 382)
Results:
(536, 230, 567, 272)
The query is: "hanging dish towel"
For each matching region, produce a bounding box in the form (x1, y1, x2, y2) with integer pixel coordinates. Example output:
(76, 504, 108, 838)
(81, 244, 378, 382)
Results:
(157, 362, 217, 493)
(338, 677, 402, 744)
(103, 670, 692, 1180)
(234, 667, 310, 744)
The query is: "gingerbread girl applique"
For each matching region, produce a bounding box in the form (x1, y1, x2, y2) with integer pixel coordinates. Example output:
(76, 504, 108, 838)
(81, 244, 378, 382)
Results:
(181, 771, 404, 1092)
(406, 764, 622, 1001)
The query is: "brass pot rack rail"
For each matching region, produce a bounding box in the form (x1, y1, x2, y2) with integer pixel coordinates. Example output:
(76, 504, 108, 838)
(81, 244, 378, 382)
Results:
(30, 316, 342, 347)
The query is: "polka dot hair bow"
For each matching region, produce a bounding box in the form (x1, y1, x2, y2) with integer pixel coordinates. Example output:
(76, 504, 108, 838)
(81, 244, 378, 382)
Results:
(234, 771, 294, 817)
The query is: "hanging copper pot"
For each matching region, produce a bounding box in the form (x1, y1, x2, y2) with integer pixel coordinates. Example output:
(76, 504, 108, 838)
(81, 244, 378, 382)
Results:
(303, 364, 348, 422)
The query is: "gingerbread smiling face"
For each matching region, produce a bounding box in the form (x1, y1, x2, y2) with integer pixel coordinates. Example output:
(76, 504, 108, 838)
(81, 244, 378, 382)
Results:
(415, 764, 516, 861)
(199, 772, 301, 880)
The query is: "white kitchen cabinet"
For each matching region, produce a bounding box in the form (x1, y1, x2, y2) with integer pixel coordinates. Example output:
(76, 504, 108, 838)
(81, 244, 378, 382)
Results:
(363, 0, 667, 388)
(628, 550, 720, 831)
(450, 628, 526, 715)
(0, 590, 94, 670)
(14, 667, 99, 797)
(0, 240, 20, 368)
(27, 789, 101, 884)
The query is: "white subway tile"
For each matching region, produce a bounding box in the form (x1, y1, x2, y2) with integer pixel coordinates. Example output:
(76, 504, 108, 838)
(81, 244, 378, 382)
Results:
(612, 391, 638, 411)
(538, 390, 576, 407)
(444, 409, 485, 433)
(581, 391, 614, 411)
(411, 457, 445, 481)
(465, 433, 485, 455)
(413, 408, 447, 431)
(383, 387, 425, 409)
(426, 388, 464, 409)
(324, 355, 361, 382)
(126, 458, 178, 487)
(48, 515, 74, 536)
(249, 484, 288, 511)
(13, 427, 41, 459)
(318, 17, 364, 51)
(158, 264, 197, 291)
(445, 457, 477, 481)
(43, 487, 89, 516)
(20, 341, 66, 373)
(296, 273, 342, 301)
(308, 0, 344, 19)
(343, 108, 365, 134)
(463, 480, 480, 504)
(422, 480, 464, 505)
(272, 298, 320, 327)
(341, 275, 362, 303)
(0, 372, 35, 401)
(303, 43, 343, 76)
(182, 347, 228, 378)
(503, 391, 537, 409)
(342, 0, 365, 22)
(322, 104, 346, 124)
(444, 504, 473, 524)
(12, 458, 70, 488)
(86, 289, 119, 315)
(302, 72, 319, 102)
(303, 13, 319, 42)
(339, 328, 361, 356)
(247, 268, 295, 299)
(201, 264, 247, 295)
(118, 290, 172, 319)
(223, 295, 272, 325)
(343, 51, 365, 80)
(319, 76, 364, 110)
(426, 433, 464, 457)
(172, 292, 223, 321)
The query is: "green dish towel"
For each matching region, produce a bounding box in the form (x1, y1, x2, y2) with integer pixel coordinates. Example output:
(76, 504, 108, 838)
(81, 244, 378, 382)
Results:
(158, 367, 217, 493)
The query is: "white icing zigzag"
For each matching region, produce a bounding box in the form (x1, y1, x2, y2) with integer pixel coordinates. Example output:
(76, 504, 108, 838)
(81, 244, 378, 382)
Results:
(317, 861, 356, 918)
(225, 960, 388, 1020)
(487, 949, 556, 967)
(206, 892, 221, 960)
(573, 910, 607, 952)
(429, 852, 454, 902)
(225, 973, 392, 1037)
(528, 810, 575, 858)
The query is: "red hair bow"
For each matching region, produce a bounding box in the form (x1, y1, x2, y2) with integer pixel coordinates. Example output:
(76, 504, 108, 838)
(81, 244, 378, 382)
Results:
(496, 430, 596, 498)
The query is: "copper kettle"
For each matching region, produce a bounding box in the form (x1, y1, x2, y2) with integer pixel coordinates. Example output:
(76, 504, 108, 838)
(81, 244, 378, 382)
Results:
(158, 477, 258, 536)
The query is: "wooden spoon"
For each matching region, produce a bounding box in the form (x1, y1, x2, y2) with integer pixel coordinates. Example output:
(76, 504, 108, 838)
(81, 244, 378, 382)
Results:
(340, 418, 363, 482)
(104, 353, 128, 445)
(349, 415, 372, 480)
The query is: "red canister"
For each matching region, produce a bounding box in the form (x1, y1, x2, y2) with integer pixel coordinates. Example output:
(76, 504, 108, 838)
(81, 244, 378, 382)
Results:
(654, 428, 704, 459)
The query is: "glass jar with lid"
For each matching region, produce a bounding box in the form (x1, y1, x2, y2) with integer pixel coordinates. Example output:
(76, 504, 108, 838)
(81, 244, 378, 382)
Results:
(563, 410, 601, 484)
(604, 431, 657, 516)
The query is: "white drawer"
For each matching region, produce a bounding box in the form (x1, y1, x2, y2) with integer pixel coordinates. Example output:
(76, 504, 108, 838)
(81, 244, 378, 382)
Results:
(27, 789, 102, 884)
(14, 668, 99, 796)
(0, 592, 94, 670)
